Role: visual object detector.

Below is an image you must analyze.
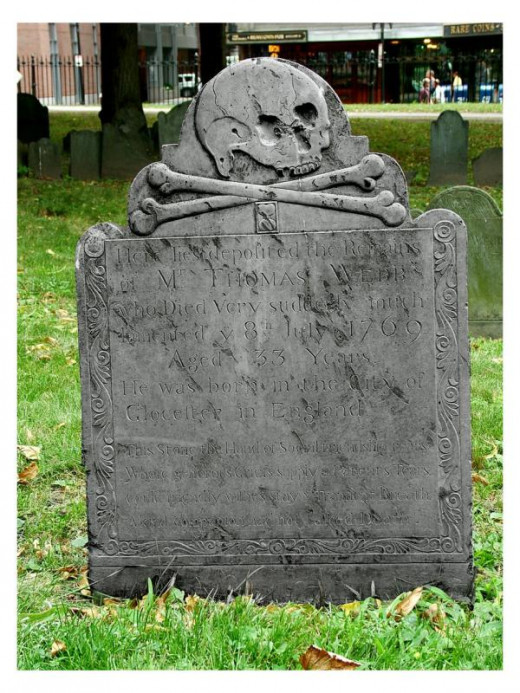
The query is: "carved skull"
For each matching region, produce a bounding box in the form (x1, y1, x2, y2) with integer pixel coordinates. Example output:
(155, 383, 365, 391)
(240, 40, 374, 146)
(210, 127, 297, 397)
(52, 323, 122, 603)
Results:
(195, 58, 331, 179)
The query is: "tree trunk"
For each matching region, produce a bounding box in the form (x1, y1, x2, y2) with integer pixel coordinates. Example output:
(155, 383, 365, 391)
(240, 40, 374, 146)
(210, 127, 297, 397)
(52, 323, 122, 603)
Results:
(198, 23, 227, 85)
(99, 23, 147, 132)
(98, 23, 153, 179)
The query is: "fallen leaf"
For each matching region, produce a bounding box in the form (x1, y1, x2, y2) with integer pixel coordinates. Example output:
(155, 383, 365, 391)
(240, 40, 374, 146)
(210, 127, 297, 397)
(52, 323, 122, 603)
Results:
(145, 624, 166, 632)
(300, 645, 361, 670)
(46, 249, 56, 256)
(50, 640, 67, 657)
(78, 565, 90, 594)
(340, 601, 361, 615)
(55, 308, 75, 322)
(26, 343, 51, 360)
(69, 606, 102, 619)
(25, 429, 35, 442)
(422, 603, 446, 634)
(66, 357, 77, 366)
(472, 473, 489, 486)
(492, 357, 503, 364)
(17, 445, 41, 461)
(71, 535, 88, 548)
(484, 441, 500, 460)
(183, 612, 195, 629)
(43, 336, 59, 346)
(390, 586, 423, 621)
(18, 461, 39, 484)
(185, 594, 203, 612)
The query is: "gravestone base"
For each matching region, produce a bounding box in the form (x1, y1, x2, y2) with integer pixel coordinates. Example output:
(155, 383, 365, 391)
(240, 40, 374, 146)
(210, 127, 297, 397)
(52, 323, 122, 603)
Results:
(90, 562, 475, 603)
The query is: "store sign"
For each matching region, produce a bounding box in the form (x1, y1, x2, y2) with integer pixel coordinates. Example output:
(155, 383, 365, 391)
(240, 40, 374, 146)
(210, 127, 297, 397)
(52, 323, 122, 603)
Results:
(227, 30, 308, 44)
(444, 23, 502, 37)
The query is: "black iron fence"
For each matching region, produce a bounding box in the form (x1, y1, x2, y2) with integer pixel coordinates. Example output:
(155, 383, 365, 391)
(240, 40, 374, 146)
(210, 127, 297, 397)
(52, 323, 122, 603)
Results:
(17, 56, 201, 105)
(300, 51, 503, 104)
(17, 53, 503, 106)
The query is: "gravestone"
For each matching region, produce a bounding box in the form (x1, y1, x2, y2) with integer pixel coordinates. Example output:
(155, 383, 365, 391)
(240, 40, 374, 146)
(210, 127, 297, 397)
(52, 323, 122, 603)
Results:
(427, 186, 502, 337)
(428, 110, 468, 185)
(152, 101, 191, 152)
(70, 131, 102, 180)
(77, 58, 473, 603)
(17, 92, 50, 144)
(28, 138, 61, 179)
(101, 122, 154, 180)
(472, 147, 503, 186)
(18, 141, 28, 169)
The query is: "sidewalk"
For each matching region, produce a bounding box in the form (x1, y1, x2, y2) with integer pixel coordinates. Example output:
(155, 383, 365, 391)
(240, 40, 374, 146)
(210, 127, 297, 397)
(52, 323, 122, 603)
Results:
(348, 111, 502, 121)
(47, 104, 503, 121)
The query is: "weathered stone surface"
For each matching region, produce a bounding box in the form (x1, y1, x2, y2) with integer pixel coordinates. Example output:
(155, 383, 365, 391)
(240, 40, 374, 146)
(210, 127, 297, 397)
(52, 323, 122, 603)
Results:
(472, 147, 503, 186)
(70, 131, 102, 180)
(28, 138, 61, 179)
(428, 110, 468, 185)
(427, 186, 502, 337)
(77, 58, 473, 603)
(17, 92, 49, 144)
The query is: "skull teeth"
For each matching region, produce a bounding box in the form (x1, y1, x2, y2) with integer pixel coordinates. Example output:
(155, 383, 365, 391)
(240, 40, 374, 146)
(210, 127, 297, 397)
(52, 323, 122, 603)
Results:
(276, 161, 320, 177)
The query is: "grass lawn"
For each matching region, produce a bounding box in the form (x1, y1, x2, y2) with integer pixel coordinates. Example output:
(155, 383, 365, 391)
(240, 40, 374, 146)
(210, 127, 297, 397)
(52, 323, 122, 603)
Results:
(16, 110, 503, 670)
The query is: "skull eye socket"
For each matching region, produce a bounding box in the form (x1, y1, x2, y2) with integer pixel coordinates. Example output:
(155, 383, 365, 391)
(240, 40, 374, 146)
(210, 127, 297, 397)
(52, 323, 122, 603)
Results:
(257, 114, 286, 145)
(294, 102, 319, 126)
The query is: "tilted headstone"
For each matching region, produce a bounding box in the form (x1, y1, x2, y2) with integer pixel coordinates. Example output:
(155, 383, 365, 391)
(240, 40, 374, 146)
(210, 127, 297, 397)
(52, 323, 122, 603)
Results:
(152, 101, 191, 152)
(28, 138, 61, 179)
(70, 131, 102, 180)
(428, 110, 468, 185)
(427, 186, 502, 337)
(472, 147, 503, 187)
(76, 59, 473, 603)
(17, 92, 50, 144)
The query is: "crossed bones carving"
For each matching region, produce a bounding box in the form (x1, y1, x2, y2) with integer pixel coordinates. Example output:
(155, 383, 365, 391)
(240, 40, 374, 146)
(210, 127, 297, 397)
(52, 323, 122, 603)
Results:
(129, 154, 407, 236)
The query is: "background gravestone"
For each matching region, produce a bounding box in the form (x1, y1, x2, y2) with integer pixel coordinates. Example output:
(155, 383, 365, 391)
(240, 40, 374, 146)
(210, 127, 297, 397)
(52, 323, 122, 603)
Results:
(151, 101, 191, 152)
(427, 186, 502, 337)
(17, 92, 50, 144)
(101, 123, 155, 179)
(472, 147, 503, 186)
(28, 138, 61, 179)
(428, 110, 468, 185)
(70, 131, 102, 180)
(77, 58, 472, 603)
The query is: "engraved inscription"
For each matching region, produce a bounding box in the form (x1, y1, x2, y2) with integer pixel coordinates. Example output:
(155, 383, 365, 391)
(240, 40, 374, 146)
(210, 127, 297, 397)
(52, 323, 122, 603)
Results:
(91, 229, 451, 553)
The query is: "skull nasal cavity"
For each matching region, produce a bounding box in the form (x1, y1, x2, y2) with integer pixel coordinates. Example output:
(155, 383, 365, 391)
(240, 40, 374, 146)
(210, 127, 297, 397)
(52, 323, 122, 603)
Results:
(294, 102, 318, 125)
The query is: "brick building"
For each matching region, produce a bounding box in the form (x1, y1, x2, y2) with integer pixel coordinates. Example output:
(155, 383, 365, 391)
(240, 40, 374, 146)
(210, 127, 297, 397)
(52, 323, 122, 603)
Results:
(17, 23, 198, 105)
